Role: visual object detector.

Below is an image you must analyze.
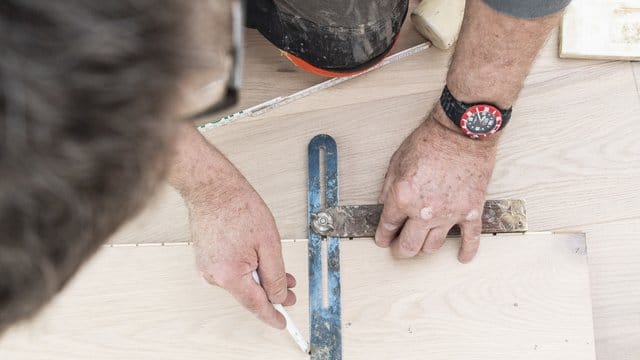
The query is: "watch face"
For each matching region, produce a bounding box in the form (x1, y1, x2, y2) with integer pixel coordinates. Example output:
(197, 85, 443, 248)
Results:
(460, 105, 503, 139)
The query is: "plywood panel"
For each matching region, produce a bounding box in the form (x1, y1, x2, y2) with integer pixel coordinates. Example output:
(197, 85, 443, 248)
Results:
(0, 233, 595, 360)
(584, 219, 640, 360)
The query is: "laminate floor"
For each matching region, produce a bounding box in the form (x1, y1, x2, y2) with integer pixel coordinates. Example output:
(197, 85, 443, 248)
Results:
(2, 9, 639, 360)
(0, 234, 596, 360)
(109, 28, 640, 359)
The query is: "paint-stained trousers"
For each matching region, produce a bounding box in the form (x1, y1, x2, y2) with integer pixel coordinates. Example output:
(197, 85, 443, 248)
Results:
(246, 0, 572, 75)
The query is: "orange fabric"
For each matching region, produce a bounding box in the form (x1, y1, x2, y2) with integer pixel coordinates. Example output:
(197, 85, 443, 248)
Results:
(282, 36, 399, 78)
(283, 52, 367, 77)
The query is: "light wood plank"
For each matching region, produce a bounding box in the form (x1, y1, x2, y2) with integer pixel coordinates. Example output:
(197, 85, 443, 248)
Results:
(560, 0, 640, 60)
(103, 25, 640, 360)
(584, 219, 640, 360)
(0, 233, 595, 360)
(634, 61, 640, 98)
(110, 31, 640, 245)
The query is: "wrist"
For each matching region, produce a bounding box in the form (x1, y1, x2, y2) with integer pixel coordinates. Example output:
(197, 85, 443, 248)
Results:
(444, 0, 562, 109)
(169, 124, 249, 205)
(430, 102, 502, 148)
(445, 75, 516, 110)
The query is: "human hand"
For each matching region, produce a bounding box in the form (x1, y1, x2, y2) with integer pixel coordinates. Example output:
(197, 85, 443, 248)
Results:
(375, 105, 499, 262)
(186, 168, 296, 329)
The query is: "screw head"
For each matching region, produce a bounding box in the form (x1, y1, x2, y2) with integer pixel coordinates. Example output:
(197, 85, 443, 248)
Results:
(311, 211, 335, 235)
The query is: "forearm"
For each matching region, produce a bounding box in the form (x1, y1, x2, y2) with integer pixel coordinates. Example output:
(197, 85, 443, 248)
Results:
(376, 0, 567, 262)
(168, 123, 243, 203)
(445, 0, 563, 109)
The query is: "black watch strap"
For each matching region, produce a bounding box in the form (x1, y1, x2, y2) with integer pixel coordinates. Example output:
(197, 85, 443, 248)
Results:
(440, 86, 512, 130)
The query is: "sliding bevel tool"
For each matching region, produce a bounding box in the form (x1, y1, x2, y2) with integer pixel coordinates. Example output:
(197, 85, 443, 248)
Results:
(307, 134, 527, 359)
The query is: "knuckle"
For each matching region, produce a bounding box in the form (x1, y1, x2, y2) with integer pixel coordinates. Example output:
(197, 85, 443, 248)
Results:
(201, 272, 217, 286)
(208, 269, 235, 289)
(264, 275, 288, 302)
(245, 293, 265, 314)
(195, 257, 238, 289)
(392, 181, 414, 209)
(428, 230, 444, 243)
(259, 234, 282, 251)
(400, 239, 420, 254)
(423, 233, 444, 253)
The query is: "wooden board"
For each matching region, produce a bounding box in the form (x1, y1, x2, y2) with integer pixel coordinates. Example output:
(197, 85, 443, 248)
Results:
(103, 23, 640, 360)
(634, 61, 640, 97)
(110, 29, 640, 245)
(583, 219, 640, 360)
(560, 0, 640, 60)
(0, 233, 596, 360)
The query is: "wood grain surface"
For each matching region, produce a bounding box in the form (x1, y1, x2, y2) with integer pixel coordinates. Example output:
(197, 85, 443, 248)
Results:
(0, 234, 595, 360)
(583, 219, 640, 360)
(110, 30, 640, 244)
(0, 8, 629, 359)
(104, 29, 640, 359)
(633, 61, 640, 97)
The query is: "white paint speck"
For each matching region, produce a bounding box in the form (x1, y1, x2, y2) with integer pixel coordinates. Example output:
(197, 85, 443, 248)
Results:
(420, 207, 433, 220)
(466, 210, 480, 221)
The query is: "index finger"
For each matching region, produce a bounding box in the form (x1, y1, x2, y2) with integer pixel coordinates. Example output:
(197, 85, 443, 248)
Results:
(257, 236, 289, 305)
(228, 273, 286, 329)
(374, 197, 408, 248)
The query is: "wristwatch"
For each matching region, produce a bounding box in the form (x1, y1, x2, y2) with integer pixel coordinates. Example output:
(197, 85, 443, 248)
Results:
(439, 86, 512, 139)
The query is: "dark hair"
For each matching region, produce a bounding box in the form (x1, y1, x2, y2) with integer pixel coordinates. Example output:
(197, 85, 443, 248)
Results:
(0, 0, 192, 332)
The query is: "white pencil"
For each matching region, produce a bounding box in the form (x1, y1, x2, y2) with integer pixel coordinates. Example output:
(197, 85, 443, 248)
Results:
(251, 271, 310, 354)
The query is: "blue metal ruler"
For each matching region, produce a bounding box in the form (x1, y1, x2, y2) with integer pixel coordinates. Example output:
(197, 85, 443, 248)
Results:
(307, 134, 342, 359)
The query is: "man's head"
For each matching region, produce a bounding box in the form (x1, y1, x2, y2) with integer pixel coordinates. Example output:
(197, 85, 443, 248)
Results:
(0, 0, 231, 332)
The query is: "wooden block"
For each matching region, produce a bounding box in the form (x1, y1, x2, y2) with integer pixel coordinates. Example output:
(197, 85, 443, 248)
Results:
(411, 0, 465, 49)
(0, 233, 596, 359)
(560, 0, 640, 60)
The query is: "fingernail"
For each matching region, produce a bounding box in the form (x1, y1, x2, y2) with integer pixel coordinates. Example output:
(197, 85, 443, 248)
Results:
(374, 234, 388, 248)
(423, 247, 437, 254)
(373, 230, 381, 244)
(381, 222, 398, 231)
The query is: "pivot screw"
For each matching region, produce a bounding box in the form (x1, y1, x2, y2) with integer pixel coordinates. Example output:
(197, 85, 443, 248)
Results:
(311, 211, 335, 235)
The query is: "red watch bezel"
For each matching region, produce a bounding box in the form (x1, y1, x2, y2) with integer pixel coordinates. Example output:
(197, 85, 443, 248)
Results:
(459, 104, 503, 139)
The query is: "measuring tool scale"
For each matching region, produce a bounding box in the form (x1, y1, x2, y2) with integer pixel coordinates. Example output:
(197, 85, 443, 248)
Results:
(306, 134, 527, 359)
